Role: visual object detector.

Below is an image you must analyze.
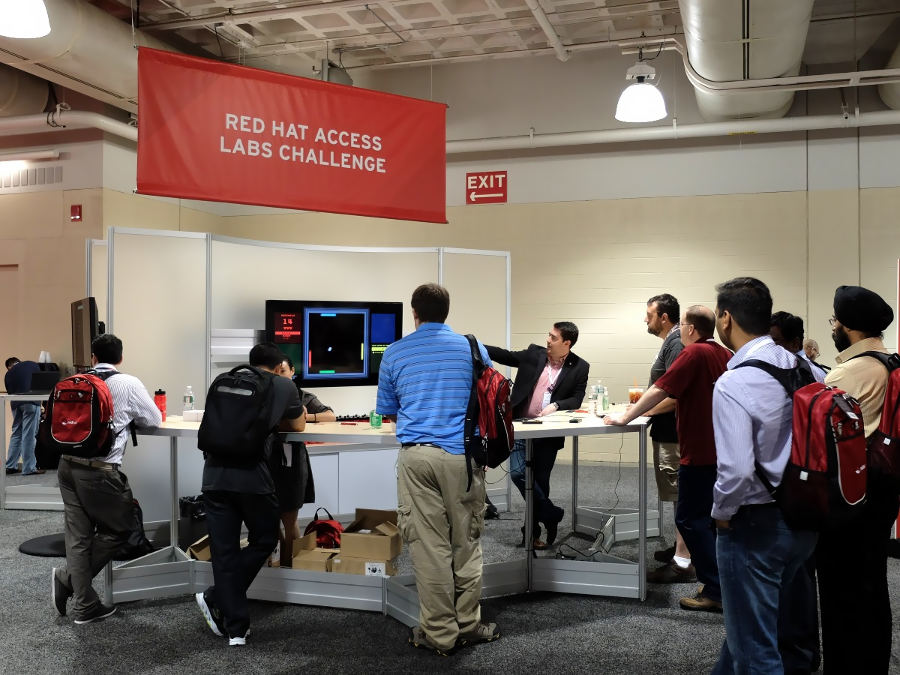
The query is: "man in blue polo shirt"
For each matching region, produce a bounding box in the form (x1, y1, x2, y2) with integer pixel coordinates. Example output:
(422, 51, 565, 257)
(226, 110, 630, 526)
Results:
(376, 283, 500, 656)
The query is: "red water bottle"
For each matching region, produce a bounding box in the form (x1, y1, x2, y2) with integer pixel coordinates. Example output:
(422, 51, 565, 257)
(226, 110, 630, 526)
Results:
(154, 389, 167, 422)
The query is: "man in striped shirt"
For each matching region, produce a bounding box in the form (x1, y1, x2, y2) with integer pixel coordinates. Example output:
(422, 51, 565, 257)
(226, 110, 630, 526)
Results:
(376, 283, 500, 656)
(52, 334, 162, 625)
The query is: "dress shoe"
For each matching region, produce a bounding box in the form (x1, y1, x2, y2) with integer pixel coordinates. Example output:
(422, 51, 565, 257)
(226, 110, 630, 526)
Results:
(653, 544, 676, 563)
(532, 538, 548, 551)
(23, 469, 46, 476)
(484, 502, 500, 520)
(679, 591, 723, 613)
(646, 561, 697, 583)
(5, 467, 20, 475)
(518, 524, 542, 547)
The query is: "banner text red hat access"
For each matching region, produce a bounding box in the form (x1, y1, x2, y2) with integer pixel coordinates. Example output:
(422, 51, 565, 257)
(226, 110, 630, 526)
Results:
(137, 48, 446, 223)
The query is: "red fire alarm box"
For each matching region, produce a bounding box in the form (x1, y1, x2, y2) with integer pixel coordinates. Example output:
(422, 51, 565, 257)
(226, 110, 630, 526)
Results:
(70, 204, 82, 222)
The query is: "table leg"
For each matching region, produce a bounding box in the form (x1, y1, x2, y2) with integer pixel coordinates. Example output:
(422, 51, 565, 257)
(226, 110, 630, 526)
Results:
(0, 402, 6, 510)
(524, 438, 534, 591)
(170, 436, 179, 549)
(638, 428, 647, 601)
(571, 436, 579, 532)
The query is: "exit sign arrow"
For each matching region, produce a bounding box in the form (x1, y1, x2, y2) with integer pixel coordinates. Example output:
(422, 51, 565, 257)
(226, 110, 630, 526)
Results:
(466, 171, 507, 205)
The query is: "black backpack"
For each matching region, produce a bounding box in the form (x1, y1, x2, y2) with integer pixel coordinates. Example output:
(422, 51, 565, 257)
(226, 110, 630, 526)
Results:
(198, 365, 275, 462)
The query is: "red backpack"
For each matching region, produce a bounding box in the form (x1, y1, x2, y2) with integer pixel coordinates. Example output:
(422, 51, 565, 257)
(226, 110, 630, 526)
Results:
(303, 507, 343, 548)
(851, 351, 900, 491)
(737, 359, 867, 530)
(463, 334, 514, 489)
(38, 371, 119, 458)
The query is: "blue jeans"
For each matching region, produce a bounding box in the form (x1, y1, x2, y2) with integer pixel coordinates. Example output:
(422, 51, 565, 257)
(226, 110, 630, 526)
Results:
(509, 438, 563, 534)
(6, 403, 40, 473)
(675, 465, 720, 602)
(712, 504, 817, 675)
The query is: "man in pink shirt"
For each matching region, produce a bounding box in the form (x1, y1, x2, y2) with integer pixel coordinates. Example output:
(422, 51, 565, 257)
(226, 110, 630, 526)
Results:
(487, 323, 589, 549)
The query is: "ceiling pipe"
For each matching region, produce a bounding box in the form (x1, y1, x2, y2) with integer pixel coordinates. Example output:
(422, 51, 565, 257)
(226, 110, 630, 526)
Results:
(523, 0, 569, 62)
(0, 108, 137, 142)
(446, 109, 900, 155)
(3, 104, 895, 155)
(622, 37, 900, 95)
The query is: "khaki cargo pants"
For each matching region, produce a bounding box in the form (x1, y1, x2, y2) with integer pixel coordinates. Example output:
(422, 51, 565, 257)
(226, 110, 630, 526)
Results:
(397, 444, 486, 651)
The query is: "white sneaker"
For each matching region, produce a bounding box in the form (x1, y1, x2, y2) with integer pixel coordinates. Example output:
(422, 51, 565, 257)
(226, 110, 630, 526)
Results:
(228, 635, 247, 646)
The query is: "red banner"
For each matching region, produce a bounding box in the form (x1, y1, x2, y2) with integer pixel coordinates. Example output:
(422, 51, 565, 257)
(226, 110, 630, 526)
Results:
(137, 48, 446, 223)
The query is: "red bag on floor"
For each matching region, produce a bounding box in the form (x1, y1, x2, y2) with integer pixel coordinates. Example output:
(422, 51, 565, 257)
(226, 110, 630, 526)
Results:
(303, 507, 342, 548)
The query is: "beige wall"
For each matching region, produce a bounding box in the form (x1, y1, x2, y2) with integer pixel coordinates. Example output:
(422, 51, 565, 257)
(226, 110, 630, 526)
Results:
(113, 185, 894, 463)
(0, 189, 103, 371)
(5, 183, 899, 465)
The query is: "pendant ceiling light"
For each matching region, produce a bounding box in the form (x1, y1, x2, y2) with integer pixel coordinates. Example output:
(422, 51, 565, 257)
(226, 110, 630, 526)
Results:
(0, 0, 51, 39)
(615, 60, 667, 123)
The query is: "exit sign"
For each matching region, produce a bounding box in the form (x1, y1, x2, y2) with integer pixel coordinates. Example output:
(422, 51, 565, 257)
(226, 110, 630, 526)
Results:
(466, 171, 507, 205)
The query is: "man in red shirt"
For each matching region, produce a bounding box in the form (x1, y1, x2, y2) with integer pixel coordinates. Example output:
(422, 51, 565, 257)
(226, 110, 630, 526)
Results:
(606, 305, 731, 612)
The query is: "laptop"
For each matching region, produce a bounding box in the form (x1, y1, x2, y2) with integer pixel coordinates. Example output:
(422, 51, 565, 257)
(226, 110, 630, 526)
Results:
(28, 371, 60, 394)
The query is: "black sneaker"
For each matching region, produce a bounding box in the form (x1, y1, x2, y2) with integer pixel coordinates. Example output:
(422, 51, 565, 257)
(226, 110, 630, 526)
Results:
(51, 567, 72, 616)
(195, 592, 225, 637)
(73, 603, 117, 625)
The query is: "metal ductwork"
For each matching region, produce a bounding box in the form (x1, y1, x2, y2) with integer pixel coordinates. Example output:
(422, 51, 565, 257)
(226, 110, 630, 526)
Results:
(878, 43, 900, 110)
(0, 0, 175, 113)
(679, 0, 815, 121)
(0, 64, 49, 116)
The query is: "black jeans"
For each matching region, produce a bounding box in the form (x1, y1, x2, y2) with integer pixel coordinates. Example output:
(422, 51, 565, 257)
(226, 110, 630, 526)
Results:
(203, 490, 280, 638)
(509, 438, 563, 534)
(817, 477, 899, 674)
(674, 465, 720, 601)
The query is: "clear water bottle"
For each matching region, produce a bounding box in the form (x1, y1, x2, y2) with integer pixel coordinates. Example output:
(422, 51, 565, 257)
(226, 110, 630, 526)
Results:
(593, 381, 604, 416)
(601, 385, 610, 412)
(183, 385, 195, 414)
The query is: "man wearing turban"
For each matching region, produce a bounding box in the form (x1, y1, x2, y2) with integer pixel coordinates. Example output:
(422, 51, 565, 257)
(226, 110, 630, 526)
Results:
(817, 285, 899, 675)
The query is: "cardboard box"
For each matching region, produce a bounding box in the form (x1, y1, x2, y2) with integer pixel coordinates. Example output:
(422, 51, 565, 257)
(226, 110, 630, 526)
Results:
(340, 508, 402, 561)
(331, 555, 397, 577)
(187, 535, 211, 562)
(188, 534, 248, 563)
(293, 548, 339, 572)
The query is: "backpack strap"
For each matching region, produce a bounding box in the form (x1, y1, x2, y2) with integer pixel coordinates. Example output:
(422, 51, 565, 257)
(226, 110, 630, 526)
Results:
(848, 351, 900, 371)
(732, 357, 814, 496)
(462, 334, 482, 492)
(89, 369, 138, 447)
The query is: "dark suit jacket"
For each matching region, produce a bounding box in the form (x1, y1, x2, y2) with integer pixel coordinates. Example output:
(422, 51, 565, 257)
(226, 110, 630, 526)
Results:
(486, 344, 589, 450)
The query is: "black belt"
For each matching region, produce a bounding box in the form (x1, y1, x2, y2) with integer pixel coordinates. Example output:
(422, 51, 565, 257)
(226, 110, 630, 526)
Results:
(61, 455, 119, 471)
(401, 443, 443, 449)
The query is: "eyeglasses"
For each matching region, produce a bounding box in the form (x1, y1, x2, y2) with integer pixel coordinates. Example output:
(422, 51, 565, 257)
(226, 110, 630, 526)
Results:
(679, 322, 693, 328)
(828, 317, 836, 327)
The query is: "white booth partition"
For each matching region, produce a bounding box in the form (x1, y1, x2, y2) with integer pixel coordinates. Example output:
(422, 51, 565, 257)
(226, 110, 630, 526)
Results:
(108, 228, 210, 524)
(78, 228, 511, 525)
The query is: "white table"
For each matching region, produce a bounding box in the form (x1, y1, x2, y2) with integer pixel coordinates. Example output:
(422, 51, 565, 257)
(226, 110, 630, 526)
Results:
(105, 415, 652, 620)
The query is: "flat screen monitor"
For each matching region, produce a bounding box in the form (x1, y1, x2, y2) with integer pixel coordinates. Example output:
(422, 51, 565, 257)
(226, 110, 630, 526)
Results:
(265, 300, 403, 387)
(71, 297, 99, 369)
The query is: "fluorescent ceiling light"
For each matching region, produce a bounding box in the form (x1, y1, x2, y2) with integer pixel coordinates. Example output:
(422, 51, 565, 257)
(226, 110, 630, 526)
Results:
(615, 60, 667, 123)
(0, 0, 51, 39)
(0, 149, 60, 162)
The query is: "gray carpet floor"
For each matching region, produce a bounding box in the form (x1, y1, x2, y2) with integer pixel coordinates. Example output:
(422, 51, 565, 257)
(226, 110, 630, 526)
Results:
(1, 462, 898, 674)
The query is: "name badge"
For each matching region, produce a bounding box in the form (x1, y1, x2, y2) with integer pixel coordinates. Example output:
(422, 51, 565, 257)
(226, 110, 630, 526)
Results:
(542, 391, 552, 410)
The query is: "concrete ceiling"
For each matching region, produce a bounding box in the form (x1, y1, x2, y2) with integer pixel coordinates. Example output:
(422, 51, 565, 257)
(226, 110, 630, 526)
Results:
(84, 0, 898, 76)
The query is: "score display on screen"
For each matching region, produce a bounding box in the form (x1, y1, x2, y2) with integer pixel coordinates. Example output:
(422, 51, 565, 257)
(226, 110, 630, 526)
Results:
(266, 300, 402, 387)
